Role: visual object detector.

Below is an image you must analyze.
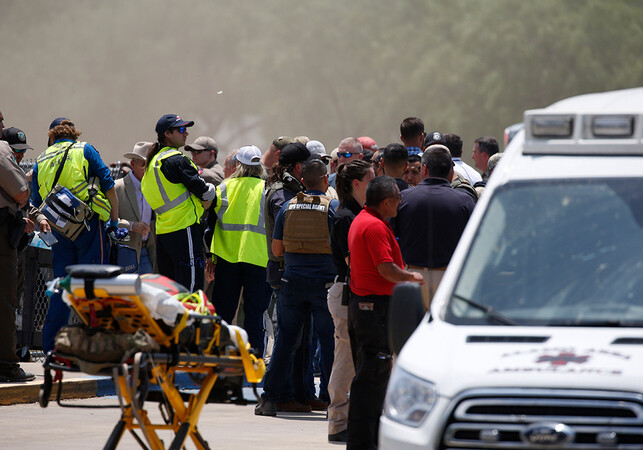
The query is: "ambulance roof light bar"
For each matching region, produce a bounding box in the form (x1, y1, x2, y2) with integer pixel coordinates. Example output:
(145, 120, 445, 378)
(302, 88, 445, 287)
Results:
(591, 116, 634, 137)
(523, 111, 642, 156)
(531, 116, 573, 138)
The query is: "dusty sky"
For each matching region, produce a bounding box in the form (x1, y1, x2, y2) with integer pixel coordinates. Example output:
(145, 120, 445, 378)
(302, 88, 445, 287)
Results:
(0, 1, 476, 165)
(2, 0, 641, 167)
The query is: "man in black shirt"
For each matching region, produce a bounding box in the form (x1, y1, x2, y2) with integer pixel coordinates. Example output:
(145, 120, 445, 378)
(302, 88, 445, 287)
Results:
(391, 145, 475, 309)
(379, 143, 409, 191)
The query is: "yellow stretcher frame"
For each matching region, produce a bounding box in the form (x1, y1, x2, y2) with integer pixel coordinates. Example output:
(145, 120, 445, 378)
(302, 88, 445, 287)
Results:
(41, 270, 265, 450)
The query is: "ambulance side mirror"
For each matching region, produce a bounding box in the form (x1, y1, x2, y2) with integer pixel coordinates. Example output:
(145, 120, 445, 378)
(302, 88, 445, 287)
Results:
(388, 282, 426, 356)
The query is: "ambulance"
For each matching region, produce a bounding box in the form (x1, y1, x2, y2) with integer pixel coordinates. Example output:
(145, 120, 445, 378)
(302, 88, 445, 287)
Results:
(381, 87, 643, 449)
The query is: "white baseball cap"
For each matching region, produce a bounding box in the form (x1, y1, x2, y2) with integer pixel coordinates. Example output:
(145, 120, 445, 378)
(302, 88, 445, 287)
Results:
(235, 145, 262, 166)
(306, 140, 325, 155)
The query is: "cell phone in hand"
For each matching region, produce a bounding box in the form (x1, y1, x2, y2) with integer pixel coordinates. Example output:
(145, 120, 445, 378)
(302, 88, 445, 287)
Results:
(39, 230, 58, 247)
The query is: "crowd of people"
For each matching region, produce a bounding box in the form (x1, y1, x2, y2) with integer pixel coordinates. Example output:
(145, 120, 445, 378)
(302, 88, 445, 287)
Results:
(0, 109, 502, 449)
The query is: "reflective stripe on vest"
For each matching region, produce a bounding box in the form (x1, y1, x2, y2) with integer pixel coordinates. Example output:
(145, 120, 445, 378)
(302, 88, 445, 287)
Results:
(140, 148, 203, 234)
(152, 149, 191, 214)
(216, 182, 266, 235)
(36, 141, 111, 221)
(211, 177, 267, 267)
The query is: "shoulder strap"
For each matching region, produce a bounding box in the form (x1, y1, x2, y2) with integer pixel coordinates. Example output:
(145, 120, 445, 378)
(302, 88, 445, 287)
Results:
(51, 142, 76, 187)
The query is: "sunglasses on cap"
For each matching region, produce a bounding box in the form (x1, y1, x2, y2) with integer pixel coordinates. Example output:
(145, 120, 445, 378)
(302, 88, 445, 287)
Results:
(338, 152, 354, 158)
(172, 126, 187, 134)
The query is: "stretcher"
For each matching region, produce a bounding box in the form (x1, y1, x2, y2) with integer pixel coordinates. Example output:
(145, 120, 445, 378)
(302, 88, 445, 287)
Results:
(38, 264, 265, 450)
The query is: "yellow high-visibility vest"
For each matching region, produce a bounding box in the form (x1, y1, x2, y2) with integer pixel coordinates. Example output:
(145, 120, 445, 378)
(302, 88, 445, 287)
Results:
(141, 148, 204, 234)
(211, 177, 267, 267)
(37, 141, 111, 221)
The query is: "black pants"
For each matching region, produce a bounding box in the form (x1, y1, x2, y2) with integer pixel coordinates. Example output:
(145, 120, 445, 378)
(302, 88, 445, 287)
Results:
(212, 258, 271, 356)
(347, 293, 391, 450)
(156, 224, 204, 293)
(0, 221, 19, 370)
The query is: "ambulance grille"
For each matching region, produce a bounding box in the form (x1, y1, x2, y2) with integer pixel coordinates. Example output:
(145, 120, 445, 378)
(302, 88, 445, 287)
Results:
(440, 388, 643, 449)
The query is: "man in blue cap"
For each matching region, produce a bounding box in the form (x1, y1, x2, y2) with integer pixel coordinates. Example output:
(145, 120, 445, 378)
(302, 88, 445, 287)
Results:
(33, 117, 120, 353)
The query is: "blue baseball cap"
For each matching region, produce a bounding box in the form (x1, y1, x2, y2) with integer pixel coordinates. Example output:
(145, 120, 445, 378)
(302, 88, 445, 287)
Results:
(49, 117, 73, 129)
(155, 114, 194, 134)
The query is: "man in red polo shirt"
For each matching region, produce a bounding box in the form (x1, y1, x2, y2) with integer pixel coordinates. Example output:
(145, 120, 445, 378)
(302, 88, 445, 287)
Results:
(346, 175, 423, 449)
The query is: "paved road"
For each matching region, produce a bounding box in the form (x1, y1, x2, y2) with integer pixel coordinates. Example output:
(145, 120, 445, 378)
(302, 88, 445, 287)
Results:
(0, 395, 342, 449)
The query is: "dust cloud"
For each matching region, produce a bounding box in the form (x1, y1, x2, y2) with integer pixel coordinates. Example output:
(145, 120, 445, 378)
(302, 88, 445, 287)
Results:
(2, 0, 641, 166)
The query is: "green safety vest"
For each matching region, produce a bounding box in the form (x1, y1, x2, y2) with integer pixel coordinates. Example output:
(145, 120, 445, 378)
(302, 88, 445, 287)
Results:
(37, 141, 111, 221)
(211, 177, 267, 267)
(141, 148, 204, 234)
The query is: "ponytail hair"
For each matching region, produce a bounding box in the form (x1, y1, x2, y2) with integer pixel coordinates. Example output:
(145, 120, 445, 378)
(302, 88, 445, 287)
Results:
(335, 159, 372, 204)
(145, 133, 169, 169)
(145, 142, 161, 170)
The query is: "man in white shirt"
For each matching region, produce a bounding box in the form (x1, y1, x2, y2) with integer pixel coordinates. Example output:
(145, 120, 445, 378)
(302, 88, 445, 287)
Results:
(445, 133, 483, 185)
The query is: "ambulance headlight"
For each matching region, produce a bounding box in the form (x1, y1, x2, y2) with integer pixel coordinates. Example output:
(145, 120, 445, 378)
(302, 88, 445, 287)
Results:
(383, 366, 437, 427)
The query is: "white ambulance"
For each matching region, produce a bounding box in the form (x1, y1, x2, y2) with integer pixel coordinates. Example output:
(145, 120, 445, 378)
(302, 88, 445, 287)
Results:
(381, 87, 643, 449)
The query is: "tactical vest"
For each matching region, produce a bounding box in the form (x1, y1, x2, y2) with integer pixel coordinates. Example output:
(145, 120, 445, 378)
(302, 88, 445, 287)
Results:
(37, 141, 111, 221)
(283, 192, 332, 254)
(211, 176, 267, 267)
(141, 148, 204, 234)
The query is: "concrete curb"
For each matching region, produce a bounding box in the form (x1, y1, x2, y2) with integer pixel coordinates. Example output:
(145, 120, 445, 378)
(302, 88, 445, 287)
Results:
(0, 362, 203, 406)
(0, 376, 110, 406)
(0, 362, 265, 406)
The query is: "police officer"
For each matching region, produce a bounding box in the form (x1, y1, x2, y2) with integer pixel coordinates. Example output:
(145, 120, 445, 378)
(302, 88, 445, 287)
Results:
(141, 114, 215, 293)
(263, 141, 323, 411)
(0, 127, 35, 381)
(256, 157, 337, 416)
(2, 127, 42, 361)
(33, 118, 120, 353)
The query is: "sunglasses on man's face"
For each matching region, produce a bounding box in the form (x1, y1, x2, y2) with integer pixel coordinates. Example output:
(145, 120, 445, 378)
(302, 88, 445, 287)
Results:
(173, 126, 187, 134)
(14, 148, 27, 154)
(338, 152, 354, 158)
(189, 149, 208, 154)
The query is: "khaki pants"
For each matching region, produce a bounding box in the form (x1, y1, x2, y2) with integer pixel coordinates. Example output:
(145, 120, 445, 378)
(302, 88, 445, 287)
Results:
(407, 265, 446, 311)
(326, 279, 354, 435)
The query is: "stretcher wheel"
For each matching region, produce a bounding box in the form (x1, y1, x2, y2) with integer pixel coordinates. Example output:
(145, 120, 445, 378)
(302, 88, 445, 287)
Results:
(39, 369, 53, 408)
